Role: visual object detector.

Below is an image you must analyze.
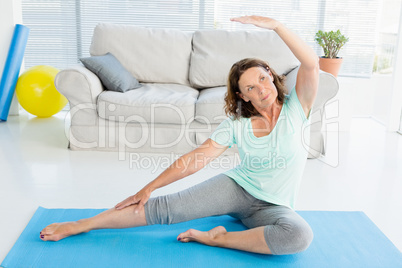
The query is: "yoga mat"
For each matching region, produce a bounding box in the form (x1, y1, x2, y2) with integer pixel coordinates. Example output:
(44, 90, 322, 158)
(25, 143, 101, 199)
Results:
(0, 24, 29, 121)
(2, 207, 401, 268)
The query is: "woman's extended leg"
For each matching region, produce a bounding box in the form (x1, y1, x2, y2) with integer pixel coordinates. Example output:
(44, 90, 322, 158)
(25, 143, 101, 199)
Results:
(40, 204, 147, 241)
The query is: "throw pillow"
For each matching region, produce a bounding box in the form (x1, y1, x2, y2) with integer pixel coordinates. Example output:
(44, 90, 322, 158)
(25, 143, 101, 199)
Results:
(80, 52, 142, 92)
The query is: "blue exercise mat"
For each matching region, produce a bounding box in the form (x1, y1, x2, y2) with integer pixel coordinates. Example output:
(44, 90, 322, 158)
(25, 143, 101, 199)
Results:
(2, 207, 401, 268)
(0, 24, 29, 121)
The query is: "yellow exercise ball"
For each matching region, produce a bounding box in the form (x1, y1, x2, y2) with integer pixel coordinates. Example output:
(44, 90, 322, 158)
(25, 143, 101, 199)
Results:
(16, 65, 67, 118)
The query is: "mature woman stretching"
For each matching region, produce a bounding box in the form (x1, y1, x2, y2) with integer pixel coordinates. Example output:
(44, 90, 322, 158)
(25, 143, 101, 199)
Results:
(40, 16, 319, 255)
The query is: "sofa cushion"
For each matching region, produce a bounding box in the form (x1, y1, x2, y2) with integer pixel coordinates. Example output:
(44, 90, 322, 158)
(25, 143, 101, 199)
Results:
(80, 53, 142, 93)
(90, 23, 192, 85)
(189, 30, 300, 88)
(195, 87, 228, 124)
(97, 83, 199, 124)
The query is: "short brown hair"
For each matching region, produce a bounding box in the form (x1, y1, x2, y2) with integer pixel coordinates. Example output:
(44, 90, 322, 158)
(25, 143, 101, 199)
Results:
(224, 58, 288, 120)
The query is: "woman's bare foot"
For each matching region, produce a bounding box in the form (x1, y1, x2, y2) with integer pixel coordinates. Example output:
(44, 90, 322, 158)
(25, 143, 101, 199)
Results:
(40, 221, 89, 242)
(177, 226, 227, 247)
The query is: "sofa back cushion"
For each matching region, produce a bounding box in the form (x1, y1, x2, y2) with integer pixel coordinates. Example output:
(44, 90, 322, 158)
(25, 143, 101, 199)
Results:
(189, 30, 300, 89)
(90, 23, 192, 85)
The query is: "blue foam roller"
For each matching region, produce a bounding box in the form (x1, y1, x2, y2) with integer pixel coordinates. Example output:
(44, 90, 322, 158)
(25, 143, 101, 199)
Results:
(0, 24, 30, 121)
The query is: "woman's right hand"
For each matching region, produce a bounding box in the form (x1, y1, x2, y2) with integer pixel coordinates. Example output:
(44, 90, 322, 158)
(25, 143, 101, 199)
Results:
(230, 16, 281, 31)
(114, 187, 152, 213)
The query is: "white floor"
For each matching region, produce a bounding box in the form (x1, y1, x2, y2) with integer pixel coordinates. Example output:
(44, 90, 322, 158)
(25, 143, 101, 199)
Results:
(0, 111, 401, 262)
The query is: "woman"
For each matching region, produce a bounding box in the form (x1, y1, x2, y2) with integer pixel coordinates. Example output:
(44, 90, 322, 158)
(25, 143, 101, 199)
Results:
(40, 16, 319, 255)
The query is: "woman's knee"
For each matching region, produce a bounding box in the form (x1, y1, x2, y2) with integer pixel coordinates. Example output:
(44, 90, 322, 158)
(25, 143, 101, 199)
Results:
(290, 222, 314, 253)
(264, 221, 314, 255)
(144, 196, 174, 225)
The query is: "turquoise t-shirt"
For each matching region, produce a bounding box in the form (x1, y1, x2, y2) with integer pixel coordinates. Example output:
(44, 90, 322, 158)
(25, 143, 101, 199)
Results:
(209, 86, 311, 209)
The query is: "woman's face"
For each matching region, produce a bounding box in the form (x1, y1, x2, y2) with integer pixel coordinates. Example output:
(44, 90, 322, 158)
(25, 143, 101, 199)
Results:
(237, 67, 278, 109)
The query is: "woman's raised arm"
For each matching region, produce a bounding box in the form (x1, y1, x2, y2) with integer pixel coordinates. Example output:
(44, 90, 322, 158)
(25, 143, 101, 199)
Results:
(231, 16, 319, 117)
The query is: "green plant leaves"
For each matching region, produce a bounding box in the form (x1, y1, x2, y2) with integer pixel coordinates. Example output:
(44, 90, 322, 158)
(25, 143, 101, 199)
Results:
(315, 30, 349, 58)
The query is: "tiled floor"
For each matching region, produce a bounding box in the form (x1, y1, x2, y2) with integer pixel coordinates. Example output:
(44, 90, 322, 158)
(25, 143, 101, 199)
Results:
(0, 111, 401, 261)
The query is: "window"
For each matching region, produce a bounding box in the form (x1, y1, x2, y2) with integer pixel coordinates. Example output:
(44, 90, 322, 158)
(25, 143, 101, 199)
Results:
(22, 0, 380, 77)
(373, 0, 402, 74)
(214, 0, 380, 77)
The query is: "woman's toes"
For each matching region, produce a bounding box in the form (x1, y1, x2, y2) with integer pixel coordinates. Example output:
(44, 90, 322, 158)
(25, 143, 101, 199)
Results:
(41, 233, 63, 242)
(177, 226, 228, 246)
(177, 229, 199, 243)
(40, 234, 53, 241)
(177, 229, 189, 242)
(40, 228, 50, 240)
(39, 223, 70, 242)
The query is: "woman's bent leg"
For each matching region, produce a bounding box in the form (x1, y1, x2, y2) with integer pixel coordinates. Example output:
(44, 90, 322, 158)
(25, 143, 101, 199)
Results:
(177, 198, 313, 255)
(177, 225, 272, 254)
(241, 203, 314, 255)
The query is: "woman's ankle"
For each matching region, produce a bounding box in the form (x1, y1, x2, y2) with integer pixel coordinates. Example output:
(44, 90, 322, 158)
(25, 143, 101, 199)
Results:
(76, 219, 92, 233)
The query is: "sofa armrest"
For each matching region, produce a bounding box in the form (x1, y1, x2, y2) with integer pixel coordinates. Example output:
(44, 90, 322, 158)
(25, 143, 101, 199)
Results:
(308, 71, 339, 158)
(55, 65, 105, 125)
(285, 67, 339, 158)
(284, 67, 339, 115)
(284, 66, 339, 99)
(55, 64, 104, 105)
(284, 65, 299, 91)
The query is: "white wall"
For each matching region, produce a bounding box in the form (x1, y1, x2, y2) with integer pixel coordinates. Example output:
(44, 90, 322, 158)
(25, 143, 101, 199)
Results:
(330, 75, 391, 131)
(387, 5, 402, 131)
(0, 0, 23, 116)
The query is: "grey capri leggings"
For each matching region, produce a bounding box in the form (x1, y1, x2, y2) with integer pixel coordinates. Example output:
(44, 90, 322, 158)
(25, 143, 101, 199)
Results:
(144, 173, 313, 255)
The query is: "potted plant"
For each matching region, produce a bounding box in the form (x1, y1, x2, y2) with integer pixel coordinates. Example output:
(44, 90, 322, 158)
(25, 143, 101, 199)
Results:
(315, 30, 349, 77)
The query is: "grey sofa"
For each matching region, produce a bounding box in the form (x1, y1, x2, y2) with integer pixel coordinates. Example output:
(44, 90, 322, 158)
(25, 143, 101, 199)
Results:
(55, 23, 339, 158)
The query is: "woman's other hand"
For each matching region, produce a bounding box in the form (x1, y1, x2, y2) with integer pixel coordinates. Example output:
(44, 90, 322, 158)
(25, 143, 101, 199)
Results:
(115, 187, 152, 213)
(230, 15, 281, 31)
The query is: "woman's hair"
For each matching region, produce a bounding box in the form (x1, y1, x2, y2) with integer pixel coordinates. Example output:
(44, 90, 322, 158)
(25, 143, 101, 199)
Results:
(224, 58, 288, 120)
